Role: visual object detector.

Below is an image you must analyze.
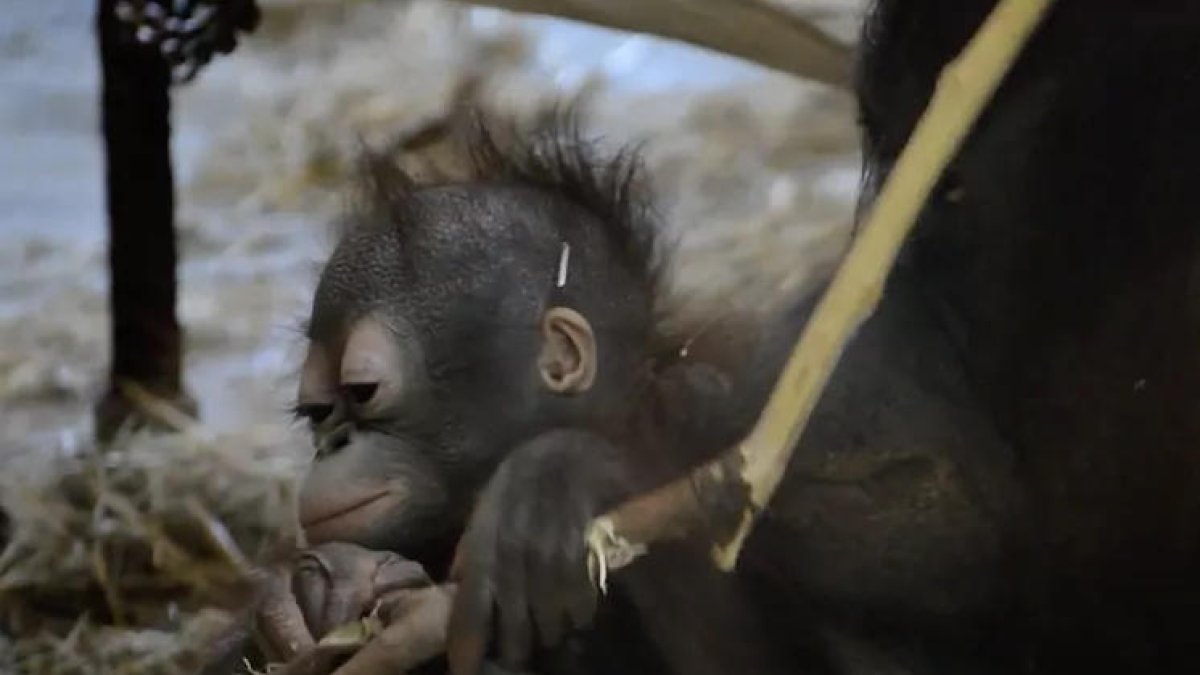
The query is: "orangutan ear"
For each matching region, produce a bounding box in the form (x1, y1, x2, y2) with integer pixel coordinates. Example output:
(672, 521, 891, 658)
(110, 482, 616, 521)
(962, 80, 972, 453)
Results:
(537, 307, 597, 395)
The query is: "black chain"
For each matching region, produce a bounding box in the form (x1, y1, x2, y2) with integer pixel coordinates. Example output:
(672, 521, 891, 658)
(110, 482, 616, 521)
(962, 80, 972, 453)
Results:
(112, 0, 261, 84)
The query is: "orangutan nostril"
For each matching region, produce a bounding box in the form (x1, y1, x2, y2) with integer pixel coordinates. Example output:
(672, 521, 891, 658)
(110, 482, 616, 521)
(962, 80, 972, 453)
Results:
(344, 382, 380, 406)
(316, 422, 353, 459)
(297, 402, 335, 425)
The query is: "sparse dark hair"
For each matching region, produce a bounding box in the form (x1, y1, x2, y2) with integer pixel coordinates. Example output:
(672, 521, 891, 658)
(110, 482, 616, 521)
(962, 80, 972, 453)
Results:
(466, 106, 661, 290)
(344, 103, 666, 301)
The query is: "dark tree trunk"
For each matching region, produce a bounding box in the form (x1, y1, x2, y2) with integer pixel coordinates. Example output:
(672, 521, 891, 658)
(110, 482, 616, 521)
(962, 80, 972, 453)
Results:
(95, 0, 189, 440)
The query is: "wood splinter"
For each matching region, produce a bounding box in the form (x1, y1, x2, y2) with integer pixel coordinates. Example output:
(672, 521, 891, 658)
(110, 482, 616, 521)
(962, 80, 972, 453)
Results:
(586, 0, 1057, 584)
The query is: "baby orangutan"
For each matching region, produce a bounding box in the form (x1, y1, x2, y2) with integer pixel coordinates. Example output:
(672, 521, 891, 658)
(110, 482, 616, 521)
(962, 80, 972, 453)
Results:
(249, 109, 801, 675)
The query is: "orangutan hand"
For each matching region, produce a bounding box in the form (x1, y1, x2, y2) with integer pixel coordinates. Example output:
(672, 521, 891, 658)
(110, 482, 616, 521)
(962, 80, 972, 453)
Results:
(255, 543, 432, 659)
(255, 542, 458, 675)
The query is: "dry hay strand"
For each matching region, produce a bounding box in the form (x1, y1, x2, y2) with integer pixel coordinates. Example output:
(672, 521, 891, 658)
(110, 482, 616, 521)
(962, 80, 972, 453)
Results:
(0, 430, 305, 675)
(0, 608, 239, 675)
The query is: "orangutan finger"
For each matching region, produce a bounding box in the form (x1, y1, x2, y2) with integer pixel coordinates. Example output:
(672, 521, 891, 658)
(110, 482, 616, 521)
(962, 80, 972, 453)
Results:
(256, 567, 316, 661)
(333, 586, 454, 675)
(263, 646, 343, 675)
(372, 553, 432, 595)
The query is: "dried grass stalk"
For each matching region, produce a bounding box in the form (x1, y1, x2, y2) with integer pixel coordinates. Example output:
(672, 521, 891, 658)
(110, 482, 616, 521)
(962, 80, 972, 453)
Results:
(0, 431, 305, 675)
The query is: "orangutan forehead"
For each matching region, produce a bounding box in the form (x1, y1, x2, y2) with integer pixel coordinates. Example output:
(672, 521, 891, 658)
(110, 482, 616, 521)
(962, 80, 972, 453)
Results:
(339, 107, 666, 298)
